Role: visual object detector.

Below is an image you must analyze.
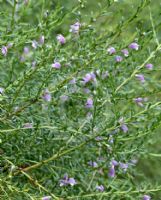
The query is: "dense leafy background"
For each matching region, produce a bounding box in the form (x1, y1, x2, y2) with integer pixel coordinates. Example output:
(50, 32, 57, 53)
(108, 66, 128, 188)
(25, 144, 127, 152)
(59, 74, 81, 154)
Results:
(0, 0, 161, 199)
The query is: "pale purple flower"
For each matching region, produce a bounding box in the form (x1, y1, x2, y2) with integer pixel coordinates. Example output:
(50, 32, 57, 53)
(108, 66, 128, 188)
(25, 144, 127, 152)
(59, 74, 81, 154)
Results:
(69, 78, 76, 84)
(129, 42, 139, 50)
(143, 195, 151, 200)
(42, 196, 51, 200)
(121, 124, 128, 133)
(1, 46, 8, 56)
(111, 160, 119, 166)
(88, 161, 98, 168)
(121, 49, 129, 57)
(108, 165, 115, 178)
(52, 62, 61, 69)
(68, 178, 77, 186)
(85, 98, 93, 108)
(60, 174, 69, 186)
(134, 97, 144, 107)
(70, 22, 81, 34)
(32, 40, 38, 49)
(145, 63, 153, 70)
(83, 88, 91, 94)
(83, 74, 92, 83)
(23, 123, 33, 129)
(107, 47, 116, 55)
(42, 89, 51, 102)
(90, 72, 96, 79)
(60, 174, 76, 187)
(96, 185, 104, 192)
(20, 56, 25, 63)
(135, 74, 145, 83)
(119, 118, 128, 133)
(0, 87, 4, 94)
(39, 35, 45, 45)
(119, 162, 128, 171)
(115, 55, 123, 62)
(56, 34, 66, 44)
(83, 72, 96, 84)
(24, 47, 30, 54)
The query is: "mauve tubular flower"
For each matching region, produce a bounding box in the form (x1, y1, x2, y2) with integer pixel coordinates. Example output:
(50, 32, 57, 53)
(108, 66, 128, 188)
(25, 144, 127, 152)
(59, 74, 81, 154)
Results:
(96, 185, 104, 192)
(0, 87, 4, 94)
(119, 118, 128, 133)
(57, 34, 66, 44)
(42, 196, 51, 200)
(135, 74, 145, 83)
(68, 178, 77, 186)
(129, 42, 139, 50)
(83, 74, 92, 83)
(134, 97, 144, 107)
(115, 55, 123, 62)
(60, 174, 69, 186)
(39, 35, 45, 45)
(52, 62, 61, 69)
(70, 22, 81, 33)
(32, 40, 38, 49)
(20, 56, 25, 63)
(121, 49, 129, 57)
(119, 162, 128, 171)
(145, 63, 153, 70)
(1, 46, 8, 56)
(60, 174, 76, 187)
(24, 47, 30, 54)
(83, 88, 91, 94)
(42, 89, 51, 102)
(70, 78, 76, 84)
(108, 165, 115, 178)
(83, 72, 96, 84)
(121, 124, 128, 133)
(88, 161, 98, 168)
(143, 195, 151, 200)
(107, 47, 116, 55)
(85, 98, 93, 108)
(111, 160, 119, 166)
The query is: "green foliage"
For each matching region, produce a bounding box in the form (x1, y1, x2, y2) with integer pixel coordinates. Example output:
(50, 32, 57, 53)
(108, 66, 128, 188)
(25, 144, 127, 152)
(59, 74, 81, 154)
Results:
(0, 0, 161, 199)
